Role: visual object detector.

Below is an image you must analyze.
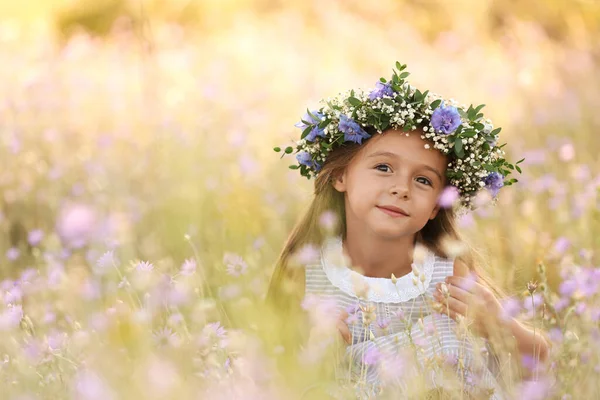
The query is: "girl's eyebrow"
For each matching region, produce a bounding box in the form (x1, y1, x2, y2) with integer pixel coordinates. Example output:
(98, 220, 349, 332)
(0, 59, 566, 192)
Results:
(367, 150, 443, 181)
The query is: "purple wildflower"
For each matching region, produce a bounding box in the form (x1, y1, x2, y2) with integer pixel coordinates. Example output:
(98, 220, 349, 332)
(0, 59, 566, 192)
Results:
(47, 330, 67, 352)
(362, 346, 381, 365)
(548, 328, 563, 343)
(6, 247, 20, 261)
(431, 104, 461, 134)
(318, 210, 337, 231)
(483, 172, 504, 197)
(514, 377, 552, 400)
(223, 253, 248, 277)
(368, 81, 394, 100)
(438, 185, 460, 208)
(28, 229, 44, 246)
(444, 352, 458, 366)
(198, 322, 227, 349)
(0, 304, 23, 330)
(376, 317, 391, 331)
(3, 286, 22, 304)
(180, 258, 197, 276)
(293, 244, 320, 265)
(56, 203, 98, 249)
(295, 151, 321, 171)
(73, 370, 115, 400)
(553, 237, 571, 255)
(94, 250, 116, 276)
(379, 352, 407, 385)
(152, 327, 181, 348)
(339, 114, 370, 144)
(500, 297, 521, 321)
(135, 261, 154, 272)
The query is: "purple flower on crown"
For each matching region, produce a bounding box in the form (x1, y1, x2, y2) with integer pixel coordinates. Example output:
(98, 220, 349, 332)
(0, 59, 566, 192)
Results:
(339, 115, 370, 144)
(369, 82, 394, 100)
(295, 111, 326, 142)
(296, 151, 322, 172)
(484, 172, 504, 197)
(431, 104, 462, 134)
(294, 110, 323, 129)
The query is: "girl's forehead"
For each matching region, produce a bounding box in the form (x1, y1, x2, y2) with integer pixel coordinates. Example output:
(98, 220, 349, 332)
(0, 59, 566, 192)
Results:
(359, 131, 445, 165)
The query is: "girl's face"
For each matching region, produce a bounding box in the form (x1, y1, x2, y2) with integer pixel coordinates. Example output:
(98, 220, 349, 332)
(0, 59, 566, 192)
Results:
(333, 129, 448, 240)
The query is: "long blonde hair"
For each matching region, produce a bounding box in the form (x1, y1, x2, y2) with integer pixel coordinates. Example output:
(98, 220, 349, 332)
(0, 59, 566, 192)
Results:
(266, 132, 507, 316)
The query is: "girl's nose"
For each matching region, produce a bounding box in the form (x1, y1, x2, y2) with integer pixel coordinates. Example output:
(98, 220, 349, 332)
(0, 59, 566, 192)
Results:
(390, 183, 410, 199)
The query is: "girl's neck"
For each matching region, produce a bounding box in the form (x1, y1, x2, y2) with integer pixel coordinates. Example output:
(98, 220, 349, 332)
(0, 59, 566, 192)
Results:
(342, 232, 416, 279)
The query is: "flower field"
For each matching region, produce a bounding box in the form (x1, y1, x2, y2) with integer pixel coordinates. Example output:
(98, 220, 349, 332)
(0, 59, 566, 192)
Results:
(0, 1, 599, 398)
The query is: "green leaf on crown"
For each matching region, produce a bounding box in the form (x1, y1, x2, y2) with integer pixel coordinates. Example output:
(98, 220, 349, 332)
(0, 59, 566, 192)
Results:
(454, 138, 464, 158)
(348, 97, 362, 107)
(318, 119, 330, 129)
(301, 126, 312, 139)
(430, 99, 442, 110)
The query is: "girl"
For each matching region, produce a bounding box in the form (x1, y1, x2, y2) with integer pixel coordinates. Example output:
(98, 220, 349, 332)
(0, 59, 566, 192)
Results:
(267, 63, 550, 399)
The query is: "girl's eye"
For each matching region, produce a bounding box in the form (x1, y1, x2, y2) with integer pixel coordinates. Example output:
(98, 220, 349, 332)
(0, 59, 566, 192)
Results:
(375, 164, 391, 173)
(416, 177, 432, 186)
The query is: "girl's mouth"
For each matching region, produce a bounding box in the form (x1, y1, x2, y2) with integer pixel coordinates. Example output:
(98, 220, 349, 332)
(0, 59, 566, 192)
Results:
(377, 206, 409, 218)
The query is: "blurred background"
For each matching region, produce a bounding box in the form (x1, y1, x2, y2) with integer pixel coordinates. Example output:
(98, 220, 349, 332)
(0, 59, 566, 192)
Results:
(0, 1, 598, 397)
(1, 0, 597, 287)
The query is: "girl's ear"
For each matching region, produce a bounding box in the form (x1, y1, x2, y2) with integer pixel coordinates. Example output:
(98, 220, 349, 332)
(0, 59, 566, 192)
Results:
(332, 171, 347, 193)
(429, 204, 440, 220)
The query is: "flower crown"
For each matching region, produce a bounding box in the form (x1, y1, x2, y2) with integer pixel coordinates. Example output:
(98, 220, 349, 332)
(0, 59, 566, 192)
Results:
(274, 62, 522, 210)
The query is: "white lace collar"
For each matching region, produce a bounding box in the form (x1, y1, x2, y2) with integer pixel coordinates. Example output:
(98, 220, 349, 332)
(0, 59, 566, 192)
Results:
(320, 236, 435, 303)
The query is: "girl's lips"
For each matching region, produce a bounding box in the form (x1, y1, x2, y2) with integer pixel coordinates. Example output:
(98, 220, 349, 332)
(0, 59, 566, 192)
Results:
(377, 206, 408, 217)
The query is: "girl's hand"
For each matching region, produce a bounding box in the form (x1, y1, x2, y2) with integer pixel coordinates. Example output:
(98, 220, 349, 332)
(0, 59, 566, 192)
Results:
(432, 275, 504, 338)
(337, 309, 352, 344)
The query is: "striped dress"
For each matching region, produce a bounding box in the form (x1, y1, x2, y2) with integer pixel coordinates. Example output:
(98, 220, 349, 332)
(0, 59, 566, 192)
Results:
(304, 236, 505, 399)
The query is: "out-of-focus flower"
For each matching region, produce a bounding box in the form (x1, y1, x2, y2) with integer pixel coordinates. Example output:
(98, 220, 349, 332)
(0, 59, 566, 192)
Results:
(500, 297, 521, 321)
(362, 346, 381, 365)
(438, 185, 460, 208)
(135, 261, 154, 272)
(292, 244, 320, 266)
(514, 377, 552, 400)
(6, 248, 20, 261)
(146, 359, 181, 395)
(27, 229, 44, 246)
(483, 172, 504, 197)
(319, 210, 338, 232)
(56, 203, 98, 249)
(94, 250, 116, 276)
(180, 258, 197, 276)
(47, 330, 67, 352)
(553, 237, 571, 255)
(0, 304, 23, 330)
(198, 321, 227, 349)
(379, 351, 407, 385)
(152, 327, 181, 348)
(223, 253, 248, 277)
(558, 143, 575, 162)
(72, 370, 115, 400)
